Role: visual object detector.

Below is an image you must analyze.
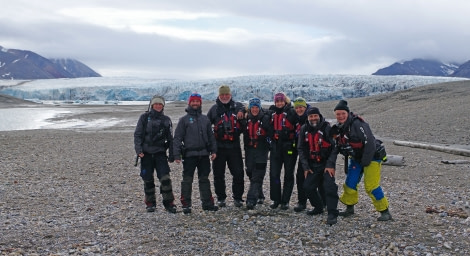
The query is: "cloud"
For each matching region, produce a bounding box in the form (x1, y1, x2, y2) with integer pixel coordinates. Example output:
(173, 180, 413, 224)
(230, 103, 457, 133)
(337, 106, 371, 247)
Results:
(2, 0, 470, 79)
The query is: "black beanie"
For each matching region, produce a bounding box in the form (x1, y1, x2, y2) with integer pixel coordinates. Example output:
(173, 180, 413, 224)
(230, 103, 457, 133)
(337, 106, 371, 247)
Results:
(334, 100, 349, 112)
(307, 107, 321, 116)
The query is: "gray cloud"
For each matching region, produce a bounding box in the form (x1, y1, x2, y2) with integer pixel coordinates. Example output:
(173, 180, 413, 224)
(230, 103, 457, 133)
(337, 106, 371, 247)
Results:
(2, 0, 469, 79)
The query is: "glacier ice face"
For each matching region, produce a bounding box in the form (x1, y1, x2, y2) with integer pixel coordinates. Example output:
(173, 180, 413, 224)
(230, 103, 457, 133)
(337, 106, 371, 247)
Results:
(0, 74, 467, 103)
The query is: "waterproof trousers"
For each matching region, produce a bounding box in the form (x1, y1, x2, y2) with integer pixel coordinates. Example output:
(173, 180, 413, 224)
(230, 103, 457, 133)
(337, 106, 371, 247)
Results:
(303, 162, 339, 216)
(180, 156, 215, 208)
(296, 162, 326, 207)
(245, 147, 269, 204)
(212, 147, 245, 201)
(269, 141, 297, 205)
(340, 158, 389, 212)
(140, 152, 175, 207)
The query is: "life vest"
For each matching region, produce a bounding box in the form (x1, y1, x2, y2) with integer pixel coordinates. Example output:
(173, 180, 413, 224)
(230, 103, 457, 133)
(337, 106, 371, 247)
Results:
(214, 112, 240, 141)
(272, 112, 295, 140)
(306, 129, 331, 162)
(246, 118, 267, 148)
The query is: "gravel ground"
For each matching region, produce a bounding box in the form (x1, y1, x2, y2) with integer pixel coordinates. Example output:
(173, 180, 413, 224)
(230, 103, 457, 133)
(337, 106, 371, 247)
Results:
(1, 80, 470, 255)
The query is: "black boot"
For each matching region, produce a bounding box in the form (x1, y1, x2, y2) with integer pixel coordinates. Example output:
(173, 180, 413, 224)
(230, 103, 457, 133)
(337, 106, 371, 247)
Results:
(270, 201, 279, 209)
(294, 203, 306, 212)
(327, 213, 338, 225)
(338, 205, 354, 217)
(377, 208, 392, 221)
(163, 201, 177, 214)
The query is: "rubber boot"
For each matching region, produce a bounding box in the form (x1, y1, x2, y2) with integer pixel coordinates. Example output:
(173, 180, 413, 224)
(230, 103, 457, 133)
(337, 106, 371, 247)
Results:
(327, 213, 338, 225)
(338, 205, 354, 217)
(160, 175, 176, 213)
(199, 176, 218, 211)
(180, 175, 193, 213)
(377, 208, 392, 221)
(143, 179, 156, 212)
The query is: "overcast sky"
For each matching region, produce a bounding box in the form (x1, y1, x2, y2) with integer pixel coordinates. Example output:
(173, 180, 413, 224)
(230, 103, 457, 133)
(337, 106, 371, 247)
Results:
(2, 0, 470, 79)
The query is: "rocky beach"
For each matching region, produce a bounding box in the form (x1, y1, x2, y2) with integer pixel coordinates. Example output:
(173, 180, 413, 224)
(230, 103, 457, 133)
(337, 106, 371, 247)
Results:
(1, 80, 470, 255)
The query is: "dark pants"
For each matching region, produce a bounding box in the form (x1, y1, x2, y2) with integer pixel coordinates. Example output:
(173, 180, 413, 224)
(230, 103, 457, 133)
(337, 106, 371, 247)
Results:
(296, 162, 326, 206)
(245, 147, 269, 203)
(269, 141, 297, 204)
(212, 147, 245, 201)
(180, 156, 214, 208)
(303, 162, 339, 216)
(140, 152, 174, 206)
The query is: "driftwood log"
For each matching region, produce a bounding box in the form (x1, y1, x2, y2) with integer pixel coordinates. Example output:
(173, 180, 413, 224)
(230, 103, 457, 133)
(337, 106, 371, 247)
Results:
(441, 160, 470, 164)
(393, 140, 470, 157)
(383, 155, 405, 166)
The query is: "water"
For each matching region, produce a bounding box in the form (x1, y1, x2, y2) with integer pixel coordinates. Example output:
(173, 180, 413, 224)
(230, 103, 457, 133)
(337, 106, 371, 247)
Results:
(0, 108, 71, 131)
(0, 108, 123, 131)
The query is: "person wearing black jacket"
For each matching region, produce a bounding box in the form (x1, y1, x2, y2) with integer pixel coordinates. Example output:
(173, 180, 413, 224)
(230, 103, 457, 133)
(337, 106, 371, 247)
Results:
(134, 95, 177, 213)
(325, 100, 392, 221)
(173, 93, 218, 214)
(240, 98, 273, 209)
(207, 85, 246, 208)
(298, 107, 339, 225)
(268, 92, 298, 210)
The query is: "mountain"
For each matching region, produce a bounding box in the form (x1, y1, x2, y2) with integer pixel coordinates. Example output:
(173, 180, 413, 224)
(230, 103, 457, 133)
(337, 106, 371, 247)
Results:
(450, 60, 470, 78)
(0, 46, 101, 79)
(372, 59, 459, 77)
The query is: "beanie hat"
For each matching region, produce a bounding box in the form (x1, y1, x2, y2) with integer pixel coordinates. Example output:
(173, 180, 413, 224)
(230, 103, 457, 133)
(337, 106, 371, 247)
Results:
(274, 92, 286, 102)
(334, 100, 349, 112)
(293, 97, 307, 108)
(307, 107, 321, 116)
(188, 92, 202, 104)
(248, 98, 261, 109)
(150, 95, 165, 107)
(219, 85, 231, 95)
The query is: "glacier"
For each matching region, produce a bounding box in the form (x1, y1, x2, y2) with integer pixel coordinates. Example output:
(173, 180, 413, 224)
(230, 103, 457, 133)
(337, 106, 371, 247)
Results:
(0, 74, 467, 103)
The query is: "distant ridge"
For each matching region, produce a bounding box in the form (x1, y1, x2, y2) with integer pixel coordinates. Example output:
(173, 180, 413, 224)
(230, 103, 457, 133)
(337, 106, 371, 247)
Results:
(0, 46, 101, 80)
(372, 58, 470, 78)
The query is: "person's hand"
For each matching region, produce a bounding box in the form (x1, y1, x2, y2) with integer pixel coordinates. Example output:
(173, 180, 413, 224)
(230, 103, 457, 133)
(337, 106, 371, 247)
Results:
(210, 153, 217, 161)
(304, 169, 313, 179)
(138, 152, 144, 158)
(325, 168, 335, 177)
(237, 111, 244, 120)
(175, 159, 182, 164)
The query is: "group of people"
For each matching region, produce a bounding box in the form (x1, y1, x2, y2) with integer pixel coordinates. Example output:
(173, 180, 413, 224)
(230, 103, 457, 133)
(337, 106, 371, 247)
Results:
(133, 85, 393, 225)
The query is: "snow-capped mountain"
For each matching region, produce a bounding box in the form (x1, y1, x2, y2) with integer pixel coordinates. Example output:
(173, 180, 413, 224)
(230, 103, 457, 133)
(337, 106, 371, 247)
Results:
(0, 46, 101, 79)
(372, 59, 461, 77)
(0, 74, 466, 103)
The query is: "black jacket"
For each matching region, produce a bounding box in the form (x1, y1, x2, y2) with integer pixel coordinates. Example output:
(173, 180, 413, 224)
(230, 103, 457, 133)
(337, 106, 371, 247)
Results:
(134, 109, 174, 160)
(207, 98, 245, 149)
(173, 106, 217, 160)
(326, 112, 377, 168)
(297, 115, 333, 170)
(240, 108, 273, 152)
(268, 103, 297, 144)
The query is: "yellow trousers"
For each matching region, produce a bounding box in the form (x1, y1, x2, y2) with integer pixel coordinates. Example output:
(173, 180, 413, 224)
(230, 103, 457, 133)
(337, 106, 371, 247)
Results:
(340, 159, 389, 212)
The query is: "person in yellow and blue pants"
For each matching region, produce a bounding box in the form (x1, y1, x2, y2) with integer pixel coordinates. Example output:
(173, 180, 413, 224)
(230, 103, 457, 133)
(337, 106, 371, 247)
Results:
(325, 100, 392, 221)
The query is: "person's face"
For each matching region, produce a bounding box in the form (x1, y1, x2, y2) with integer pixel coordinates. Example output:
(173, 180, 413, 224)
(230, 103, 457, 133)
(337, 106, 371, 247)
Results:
(250, 106, 260, 116)
(275, 100, 286, 108)
(219, 93, 231, 104)
(308, 114, 320, 126)
(152, 103, 164, 112)
(189, 100, 201, 109)
(335, 110, 348, 124)
(295, 106, 306, 116)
